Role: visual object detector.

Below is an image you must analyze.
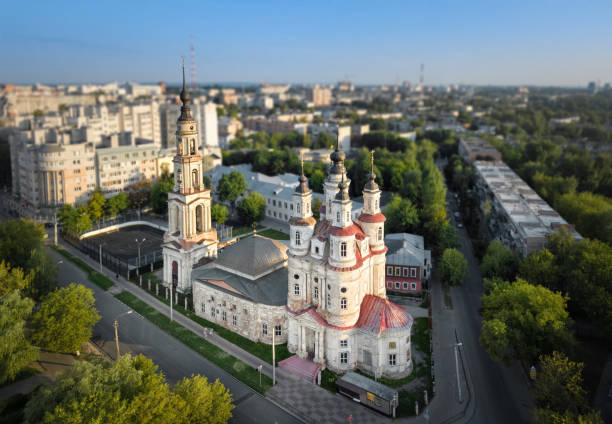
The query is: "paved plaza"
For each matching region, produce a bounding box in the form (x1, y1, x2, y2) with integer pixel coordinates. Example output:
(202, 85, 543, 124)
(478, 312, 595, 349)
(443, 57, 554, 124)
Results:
(84, 225, 164, 261)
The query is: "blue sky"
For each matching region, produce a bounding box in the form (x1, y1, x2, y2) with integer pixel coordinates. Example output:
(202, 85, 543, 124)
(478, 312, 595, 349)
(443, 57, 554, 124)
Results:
(2, 0, 611, 86)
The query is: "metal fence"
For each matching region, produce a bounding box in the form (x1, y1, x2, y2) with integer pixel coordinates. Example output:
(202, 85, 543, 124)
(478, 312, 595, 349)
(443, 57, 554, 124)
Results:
(63, 232, 163, 280)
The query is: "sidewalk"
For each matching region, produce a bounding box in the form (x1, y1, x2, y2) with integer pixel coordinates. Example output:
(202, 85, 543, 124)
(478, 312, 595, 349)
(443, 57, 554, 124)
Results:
(57, 240, 391, 423)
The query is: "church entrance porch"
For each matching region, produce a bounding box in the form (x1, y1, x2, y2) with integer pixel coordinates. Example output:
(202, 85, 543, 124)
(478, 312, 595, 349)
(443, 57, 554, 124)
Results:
(278, 355, 322, 384)
(295, 323, 326, 365)
(305, 328, 315, 359)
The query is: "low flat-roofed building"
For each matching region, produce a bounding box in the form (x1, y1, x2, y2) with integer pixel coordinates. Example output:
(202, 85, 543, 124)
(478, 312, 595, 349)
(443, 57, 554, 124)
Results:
(458, 136, 501, 163)
(473, 161, 581, 256)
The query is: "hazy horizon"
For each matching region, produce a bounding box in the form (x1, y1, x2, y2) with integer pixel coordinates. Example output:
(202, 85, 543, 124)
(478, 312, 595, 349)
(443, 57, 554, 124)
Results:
(2, 0, 611, 86)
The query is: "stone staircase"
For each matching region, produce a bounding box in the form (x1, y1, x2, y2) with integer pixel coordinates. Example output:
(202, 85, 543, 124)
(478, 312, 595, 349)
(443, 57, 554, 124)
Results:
(278, 355, 322, 384)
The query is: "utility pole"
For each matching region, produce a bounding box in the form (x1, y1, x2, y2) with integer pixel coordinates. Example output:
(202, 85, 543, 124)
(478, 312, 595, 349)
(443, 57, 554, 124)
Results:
(53, 209, 58, 246)
(113, 310, 133, 360)
(454, 342, 463, 403)
(272, 327, 276, 386)
(170, 282, 174, 322)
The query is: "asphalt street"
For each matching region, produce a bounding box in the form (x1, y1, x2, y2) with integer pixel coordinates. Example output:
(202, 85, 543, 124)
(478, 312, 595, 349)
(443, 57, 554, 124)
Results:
(446, 189, 534, 423)
(51, 249, 302, 424)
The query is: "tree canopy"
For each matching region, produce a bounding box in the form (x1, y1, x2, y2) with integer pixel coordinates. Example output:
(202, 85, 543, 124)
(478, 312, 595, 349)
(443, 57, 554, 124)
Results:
(31, 284, 100, 354)
(439, 248, 467, 286)
(0, 291, 39, 385)
(237, 192, 266, 226)
(150, 171, 174, 214)
(217, 170, 247, 208)
(0, 261, 33, 295)
(481, 240, 519, 281)
(25, 355, 234, 424)
(480, 279, 572, 363)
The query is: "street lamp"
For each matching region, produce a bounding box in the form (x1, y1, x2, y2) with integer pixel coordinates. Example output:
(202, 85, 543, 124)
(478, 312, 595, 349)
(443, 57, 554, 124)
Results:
(113, 310, 133, 360)
(453, 342, 463, 403)
(135, 238, 146, 276)
(99, 242, 107, 273)
(56, 260, 63, 266)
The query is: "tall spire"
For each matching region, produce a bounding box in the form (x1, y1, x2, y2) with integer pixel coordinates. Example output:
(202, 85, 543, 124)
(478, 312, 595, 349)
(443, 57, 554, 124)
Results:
(179, 55, 192, 120)
(335, 172, 350, 201)
(295, 153, 310, 194)
(365, 149, 379, 191)
(329, 132, 346, 175)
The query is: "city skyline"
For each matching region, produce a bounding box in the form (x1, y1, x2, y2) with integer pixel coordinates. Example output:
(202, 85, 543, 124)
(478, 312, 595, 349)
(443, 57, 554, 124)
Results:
(2, 0, 612, 86)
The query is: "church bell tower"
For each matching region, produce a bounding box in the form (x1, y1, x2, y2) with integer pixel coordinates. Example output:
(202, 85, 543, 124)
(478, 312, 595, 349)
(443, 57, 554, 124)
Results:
(162, 58, 218, 294)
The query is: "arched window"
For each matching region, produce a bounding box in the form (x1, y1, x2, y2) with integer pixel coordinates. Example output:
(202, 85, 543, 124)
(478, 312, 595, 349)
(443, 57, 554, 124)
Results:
(195, 205, 203, 233)
(295, 231, 301, 246)
(340, 242, 347, 257)
(336, 211, 340, 221)
(172, 261, 178, 286)
(340, 297, 347, 309)
(190, 139, 196, 155)
(377, 226, 383, 241)
(297, 203, 301, 213)
(327, 293, 331, 307)
(173, 205, 179, 232)
(294, 284, 300, 296)
(346, 212, 349, 222)
(192, 169, 199, 189)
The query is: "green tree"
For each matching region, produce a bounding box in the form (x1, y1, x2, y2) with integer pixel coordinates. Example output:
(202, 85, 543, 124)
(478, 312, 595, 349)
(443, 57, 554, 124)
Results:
(127, 180, 153, 213)
(150, 171, 174, 214)
(211, 204, 229, 224)
(312, 197, 322, 221)
(313, 132, 335, 149)
(25, 355, 177, 424)
(87, 187, 107, 224)
(237, 192, 266, 226)
(0, 261, 33, 295)
(218, 170, 247, 210)
(481, 240, 519, 281)
(58, 204, 79, 234)
(0, 291, 39, 385)
(33, 109, 44, 118)
(0, 219, 57, 299)
(384, 195, 420, 234)
(106, 192, 130, 219)
(534, 409, 604, 424)
(480, 279, 572, 363)
(75, 207, 93, 234)
(309, 169, 326, 193)
(519, 249, 559, 290)
(31, 284, 100, 354)
(439, 248, 467, 286)
(534, 352, 587, 417)
(173, 375, 234, 424)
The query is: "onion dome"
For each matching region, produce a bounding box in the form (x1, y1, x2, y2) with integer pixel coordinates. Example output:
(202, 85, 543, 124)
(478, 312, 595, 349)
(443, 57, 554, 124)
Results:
(335, 174, 350, 201)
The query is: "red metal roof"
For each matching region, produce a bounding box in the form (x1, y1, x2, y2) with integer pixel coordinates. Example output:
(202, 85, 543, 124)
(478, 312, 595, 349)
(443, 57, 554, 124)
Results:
(328, 222, 365, 237)
(358, 213, 387, 223)
(355, 295, 413, 334)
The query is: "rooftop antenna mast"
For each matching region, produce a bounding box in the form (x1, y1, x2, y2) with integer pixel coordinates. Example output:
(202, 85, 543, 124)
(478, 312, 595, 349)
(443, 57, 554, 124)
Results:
(190, 35, 197, 90)
(420, 63, 425, 86)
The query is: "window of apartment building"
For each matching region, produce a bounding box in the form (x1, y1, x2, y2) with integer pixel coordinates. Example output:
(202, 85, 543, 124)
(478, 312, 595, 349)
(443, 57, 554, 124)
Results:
(201, 303, 205, 314)
(395, 267, 401, 276)
(294, 284, 300, 296)
(284, 202, 287, 208)
(232, 315, 237, 326)
(273, 212, 277, 217)
(272, 200, 276, 206)
(314, 286, 319, 299)
(262, 324, 268, 335)
(387, 266, 393, 275)
(275, 325, 282, 336)
(340, 339, 348, 348)
(395, 282, 400, 289)
(290, 204, 293, 210)
(389, 354, 396, 366)
(340, 242, 347, 257)
(340, 352, 348, 364)
(284, 214, 288, 220)
(340, 298, 347, 309)
(403, 268, 409, 277)
(411, 283, 417, 291)
(411, 268, 417, 278)
(222, 311, 227, 321)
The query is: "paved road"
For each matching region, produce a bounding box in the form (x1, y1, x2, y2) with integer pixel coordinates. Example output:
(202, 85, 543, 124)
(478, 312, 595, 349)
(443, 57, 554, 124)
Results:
(52, 249, 302, 424)
(446, 190, 533, 423)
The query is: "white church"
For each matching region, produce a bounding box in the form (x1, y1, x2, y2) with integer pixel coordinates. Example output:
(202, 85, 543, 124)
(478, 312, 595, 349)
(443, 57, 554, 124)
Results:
(162, 72, 413, 379)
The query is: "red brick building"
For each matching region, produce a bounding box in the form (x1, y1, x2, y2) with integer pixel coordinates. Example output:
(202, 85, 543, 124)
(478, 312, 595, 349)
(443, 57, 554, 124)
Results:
(384, 233, 431, 294)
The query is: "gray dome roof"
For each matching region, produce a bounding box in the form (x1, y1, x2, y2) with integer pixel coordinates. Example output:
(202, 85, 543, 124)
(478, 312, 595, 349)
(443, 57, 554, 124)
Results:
(215, 235, 288, 279)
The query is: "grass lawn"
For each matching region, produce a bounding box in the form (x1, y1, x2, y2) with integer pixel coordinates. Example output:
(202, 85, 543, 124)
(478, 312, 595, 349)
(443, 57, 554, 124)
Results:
(136, 279, 292, 365)
(233, 225, 265, 237)
(257, 229, 290, 240)
(51, 245, 113, 291)
(114, 291, 273, 393)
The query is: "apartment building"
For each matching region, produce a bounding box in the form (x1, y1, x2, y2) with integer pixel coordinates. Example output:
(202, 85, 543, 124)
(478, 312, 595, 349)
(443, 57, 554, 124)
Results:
(306, 85, 332, 107)
(458, 136, 501, 163)
(9, 127, 175, 209)
(473, 161, 581, 256)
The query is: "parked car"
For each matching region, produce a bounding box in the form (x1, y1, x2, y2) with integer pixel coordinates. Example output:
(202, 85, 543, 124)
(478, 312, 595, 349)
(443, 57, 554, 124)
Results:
(457, 223, 463, 228)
